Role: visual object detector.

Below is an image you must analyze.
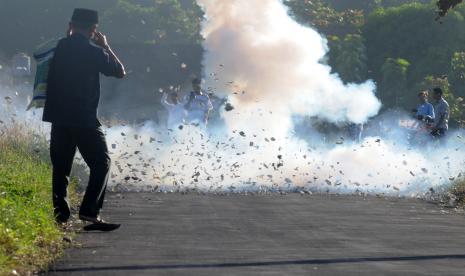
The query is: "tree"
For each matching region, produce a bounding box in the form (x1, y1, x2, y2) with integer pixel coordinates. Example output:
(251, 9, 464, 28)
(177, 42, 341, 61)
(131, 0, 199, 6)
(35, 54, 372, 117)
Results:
(328, 34, 368, 83)
(102, 0, 202, 45)
(0, 0, 202, 56)
(0, 0, 118, 56)
(436, 0, 464, 18)
(449, 52, 465, 97)
(379, 58, 410, 108)
(326, 0, 429, 12)
(363, 2, 465, 109)
(284, 0, 364, 36)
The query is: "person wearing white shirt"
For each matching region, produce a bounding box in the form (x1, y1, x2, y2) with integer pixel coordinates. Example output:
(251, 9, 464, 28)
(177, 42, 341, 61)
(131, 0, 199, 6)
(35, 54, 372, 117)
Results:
(161, 91, 186, 128)
(184, 78, 213, 126)
(431, 87, 449, 138)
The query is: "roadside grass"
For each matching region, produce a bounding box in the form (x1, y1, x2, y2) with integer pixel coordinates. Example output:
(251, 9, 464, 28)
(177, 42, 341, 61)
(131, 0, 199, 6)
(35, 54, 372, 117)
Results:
(0, 123, 77, 276)
(450, 176, 465, 206)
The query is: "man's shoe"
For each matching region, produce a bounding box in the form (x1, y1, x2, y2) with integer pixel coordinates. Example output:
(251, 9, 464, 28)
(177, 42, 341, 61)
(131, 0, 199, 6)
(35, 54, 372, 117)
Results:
(79, 214, 120, 232)
(83, 223, 121, 232)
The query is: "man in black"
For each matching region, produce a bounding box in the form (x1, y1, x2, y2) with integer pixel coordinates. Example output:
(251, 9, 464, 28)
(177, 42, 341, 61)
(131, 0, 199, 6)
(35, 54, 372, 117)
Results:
(43, 8, 126, 227)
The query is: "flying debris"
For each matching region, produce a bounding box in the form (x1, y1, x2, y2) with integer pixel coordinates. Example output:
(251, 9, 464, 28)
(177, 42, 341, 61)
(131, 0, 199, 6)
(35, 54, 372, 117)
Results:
(29, 0, 463, 197)
(224, 103, 234, 111)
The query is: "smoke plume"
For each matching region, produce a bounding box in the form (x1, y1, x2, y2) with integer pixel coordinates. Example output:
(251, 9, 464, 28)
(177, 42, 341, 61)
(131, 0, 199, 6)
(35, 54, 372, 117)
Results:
(100, 0, 464, 197)
(198, 0, 381, 135)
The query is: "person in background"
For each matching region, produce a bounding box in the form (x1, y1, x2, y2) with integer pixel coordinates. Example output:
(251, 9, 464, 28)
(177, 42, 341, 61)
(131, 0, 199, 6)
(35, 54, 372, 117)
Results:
(412, 90, 435, 123)
(161, 91, 186, 128)
(206, 92, 227, 127)
(431, 87, 449, 138)
(12, 52, 31, 87)
(184, 78, 213, 126)
(43, 8, 125, 229)
(348, 123, 364, 143)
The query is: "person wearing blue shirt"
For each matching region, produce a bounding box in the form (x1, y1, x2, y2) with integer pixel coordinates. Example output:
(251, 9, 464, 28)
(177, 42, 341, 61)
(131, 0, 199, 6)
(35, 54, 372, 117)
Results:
(414, 91, 435, 123)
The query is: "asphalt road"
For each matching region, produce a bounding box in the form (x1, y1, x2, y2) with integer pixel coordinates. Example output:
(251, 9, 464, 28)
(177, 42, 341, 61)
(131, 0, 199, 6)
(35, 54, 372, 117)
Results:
(47, 193, 465, 275)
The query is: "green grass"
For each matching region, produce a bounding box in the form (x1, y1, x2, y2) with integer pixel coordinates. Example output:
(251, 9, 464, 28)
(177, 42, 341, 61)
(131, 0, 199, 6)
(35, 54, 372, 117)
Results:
(450, 176, 465, 206)
(0, 124, 77, 276)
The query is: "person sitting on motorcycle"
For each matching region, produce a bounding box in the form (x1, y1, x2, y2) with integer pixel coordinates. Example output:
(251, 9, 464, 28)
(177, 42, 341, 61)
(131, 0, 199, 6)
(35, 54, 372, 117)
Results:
(412, 91, 435, 124)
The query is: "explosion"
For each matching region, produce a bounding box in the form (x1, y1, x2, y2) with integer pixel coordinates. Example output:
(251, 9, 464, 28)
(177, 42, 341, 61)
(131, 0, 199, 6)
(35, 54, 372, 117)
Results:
(101, 0, 464, 196)
(1, 0, 464, 197)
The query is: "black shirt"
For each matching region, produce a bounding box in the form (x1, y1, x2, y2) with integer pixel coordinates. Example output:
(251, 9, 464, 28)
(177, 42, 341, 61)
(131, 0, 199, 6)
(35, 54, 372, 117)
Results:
(43, 34, 121, 127)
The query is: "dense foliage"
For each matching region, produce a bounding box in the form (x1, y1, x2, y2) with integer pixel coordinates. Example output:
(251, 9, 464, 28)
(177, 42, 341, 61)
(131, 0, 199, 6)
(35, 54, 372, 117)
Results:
(283, 0, 465, 126)
(362, 3, 465, 125)
(102, 0, 201, 45)
(327, 34, 368, 83)
(0, 0, 201, 57)
(437, 0, 463, 18)
(284, 0, 365, 35)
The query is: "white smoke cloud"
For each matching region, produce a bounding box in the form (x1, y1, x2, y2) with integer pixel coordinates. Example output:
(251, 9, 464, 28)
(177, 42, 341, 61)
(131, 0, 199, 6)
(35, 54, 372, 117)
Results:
(100, 0, 464, 197)
(197, 0, 381, 136)
(0, 74, 44, 131)
(103, 121, 465, 197)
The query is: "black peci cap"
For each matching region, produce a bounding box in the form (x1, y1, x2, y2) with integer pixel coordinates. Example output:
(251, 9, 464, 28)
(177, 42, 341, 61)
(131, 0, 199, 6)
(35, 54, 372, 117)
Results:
(71, 8, 98, 24)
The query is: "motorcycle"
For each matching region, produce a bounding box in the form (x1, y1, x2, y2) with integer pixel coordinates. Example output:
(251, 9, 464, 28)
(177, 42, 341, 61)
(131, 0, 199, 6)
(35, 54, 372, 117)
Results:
(399, 113, 435, 147)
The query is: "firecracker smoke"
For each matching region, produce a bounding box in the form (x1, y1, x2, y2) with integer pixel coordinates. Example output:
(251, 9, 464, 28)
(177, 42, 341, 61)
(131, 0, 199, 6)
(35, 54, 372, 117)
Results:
(1, 0, 464, 197)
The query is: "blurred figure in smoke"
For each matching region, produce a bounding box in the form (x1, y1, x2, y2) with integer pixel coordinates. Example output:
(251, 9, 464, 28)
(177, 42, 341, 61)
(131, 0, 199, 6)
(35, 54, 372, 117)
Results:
(348, 123, 364, 143)
(161, 91, 186, 128)
(405, 91, 435, 146)
(11, 52, 31, 86)
(431, 87, 449, 139)
(43, 8, 126, 229)
(206, 92, 227, 127)
(413, 91, 435, 123)
(184, 78, 213, 126)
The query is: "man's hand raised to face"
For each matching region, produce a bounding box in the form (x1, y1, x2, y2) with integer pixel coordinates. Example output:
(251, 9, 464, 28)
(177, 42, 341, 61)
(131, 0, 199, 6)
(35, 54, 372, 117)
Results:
(91, 31, 126, 78)
(93, 31, 109, 49)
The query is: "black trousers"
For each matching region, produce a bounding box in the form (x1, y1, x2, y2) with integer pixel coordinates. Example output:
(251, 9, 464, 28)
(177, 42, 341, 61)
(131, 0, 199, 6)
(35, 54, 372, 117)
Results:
(50, 125, 111, 222)
(431, 128, 447, 138)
